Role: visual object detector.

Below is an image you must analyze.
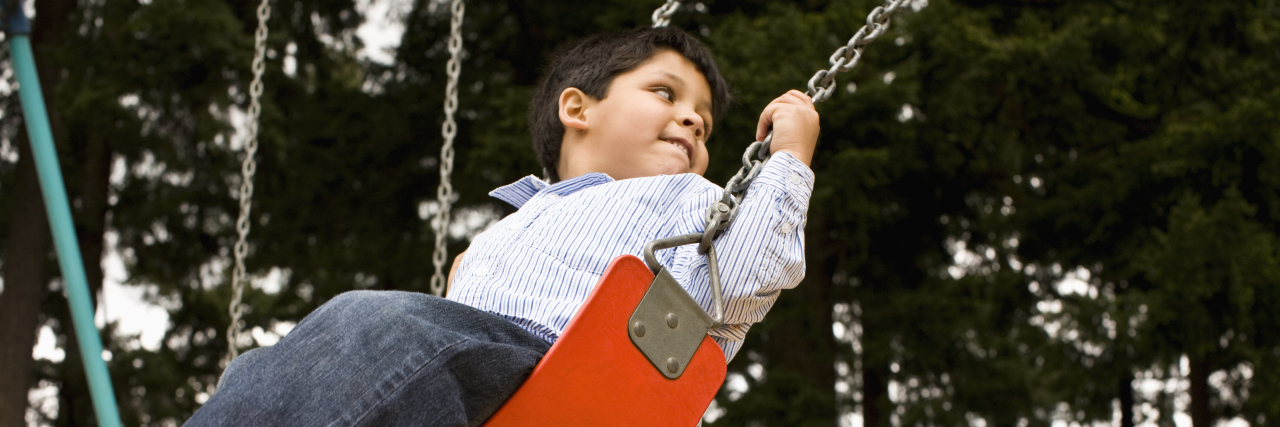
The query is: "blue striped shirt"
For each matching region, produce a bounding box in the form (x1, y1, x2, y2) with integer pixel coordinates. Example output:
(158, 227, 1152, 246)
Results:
(448, 152, 814, 361)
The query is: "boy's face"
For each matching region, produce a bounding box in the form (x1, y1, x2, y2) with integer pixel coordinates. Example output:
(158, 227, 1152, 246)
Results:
(560, 49, 713, 181)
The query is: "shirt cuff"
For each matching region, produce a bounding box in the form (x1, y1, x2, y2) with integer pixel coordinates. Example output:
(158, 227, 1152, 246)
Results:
(746, 150, 815, 208)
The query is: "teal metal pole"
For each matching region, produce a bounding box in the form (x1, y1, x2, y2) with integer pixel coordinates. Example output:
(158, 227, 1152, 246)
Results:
(6, 6, 123, 427)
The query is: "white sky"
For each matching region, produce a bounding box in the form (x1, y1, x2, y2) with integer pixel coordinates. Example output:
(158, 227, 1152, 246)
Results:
(355, 0, 409, 65)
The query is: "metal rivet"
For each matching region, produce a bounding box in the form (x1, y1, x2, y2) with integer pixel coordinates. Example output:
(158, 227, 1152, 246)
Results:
(666, 357, 681, 373)
(666, 313, 679, 328)
(632, 321, 646, 337)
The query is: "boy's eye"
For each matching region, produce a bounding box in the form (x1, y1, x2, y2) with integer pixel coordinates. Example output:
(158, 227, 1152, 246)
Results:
(653, 87, 674, 101)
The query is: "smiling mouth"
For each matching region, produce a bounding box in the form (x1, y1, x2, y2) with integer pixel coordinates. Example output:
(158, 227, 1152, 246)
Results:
(663, 137, 692, 165)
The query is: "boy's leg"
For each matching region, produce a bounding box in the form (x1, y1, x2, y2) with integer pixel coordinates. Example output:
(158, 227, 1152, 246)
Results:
(185, 290, 551, 427)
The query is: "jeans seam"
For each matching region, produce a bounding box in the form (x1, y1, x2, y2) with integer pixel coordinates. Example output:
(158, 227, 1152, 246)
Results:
(336, 336, 473, 427)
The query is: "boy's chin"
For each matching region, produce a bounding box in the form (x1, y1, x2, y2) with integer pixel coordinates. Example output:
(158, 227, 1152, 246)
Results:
(607, 162, 702, 180)
(644, 166, 693, 178)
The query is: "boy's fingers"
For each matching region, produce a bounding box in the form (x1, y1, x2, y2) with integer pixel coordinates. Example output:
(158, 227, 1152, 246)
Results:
(782, 90, 816, 110)
(791, 89, 815, 107)
(756, 95, 786, 141)
(756, 102, 777, 142)
(758, 90, 816, 142)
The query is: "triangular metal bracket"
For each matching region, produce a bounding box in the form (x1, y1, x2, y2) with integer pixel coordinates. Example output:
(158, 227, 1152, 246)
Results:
(627, 268, 715, 379)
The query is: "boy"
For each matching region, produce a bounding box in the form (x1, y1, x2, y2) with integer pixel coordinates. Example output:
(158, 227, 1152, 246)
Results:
(187, 26, 817, 427)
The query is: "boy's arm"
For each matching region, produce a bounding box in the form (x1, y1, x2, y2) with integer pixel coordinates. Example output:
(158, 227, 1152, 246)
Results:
(661, 91, 819, 360)
(663, 152, 814, 361)
(446, 250, 466, 297)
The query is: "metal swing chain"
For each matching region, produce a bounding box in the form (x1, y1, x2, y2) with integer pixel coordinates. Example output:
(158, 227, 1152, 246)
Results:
(699, 0, 907, 252)
(651, 0, 680, 27)
(226, 0, 272, 365)
(639, 0, 907, 327)
(805, 0, 907, 103)
(429, 0, 465, 297)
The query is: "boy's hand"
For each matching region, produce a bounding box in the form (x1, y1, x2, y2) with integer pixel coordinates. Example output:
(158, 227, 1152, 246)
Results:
(756, 90, 820, 166)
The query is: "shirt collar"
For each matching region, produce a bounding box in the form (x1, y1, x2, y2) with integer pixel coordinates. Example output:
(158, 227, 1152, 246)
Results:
(489, 172, 615, 208)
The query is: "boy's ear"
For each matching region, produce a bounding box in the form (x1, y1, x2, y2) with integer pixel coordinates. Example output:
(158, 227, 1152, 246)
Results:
(558, 88, 592, 131)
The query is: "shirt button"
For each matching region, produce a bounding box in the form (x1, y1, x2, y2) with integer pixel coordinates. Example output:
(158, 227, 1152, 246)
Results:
(788, 172, 805, 187)
(779, 222, 794, 235)
(472, 262, 490, 276)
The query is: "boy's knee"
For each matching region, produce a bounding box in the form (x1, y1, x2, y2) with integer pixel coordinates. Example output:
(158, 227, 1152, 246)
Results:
(318, 290, 436, 327)
(218, 346, 267, 390)
(324, 290, 384, 309)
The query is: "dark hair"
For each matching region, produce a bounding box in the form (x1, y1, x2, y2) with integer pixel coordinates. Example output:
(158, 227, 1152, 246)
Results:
(528, 27, 732, 182)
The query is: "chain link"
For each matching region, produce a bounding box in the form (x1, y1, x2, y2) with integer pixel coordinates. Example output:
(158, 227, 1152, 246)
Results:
(806, 0, 905, 103)
(429, 0, 465, 297)
(701, 0, 906, 249)
(651, 0, 680, 27)
(226, 0, 272, 366)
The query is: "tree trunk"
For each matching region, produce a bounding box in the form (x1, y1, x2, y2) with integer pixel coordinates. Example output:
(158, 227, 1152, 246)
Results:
(0, 0, 77, 421)
(52, 146, 109, 426)
(1119, 370, 1135, 427)
(55, 297, 102, 427)
(860, 303, 890, 427)
(45, 59, 115, 424)
(1188, 355, 1211, 427)
(862, 360, 887, 427)
(54, 130, 112, 427)
(0, 131, 53, 427)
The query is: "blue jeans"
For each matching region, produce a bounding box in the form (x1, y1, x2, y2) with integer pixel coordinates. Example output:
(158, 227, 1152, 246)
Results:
(185, 291, 551, 427)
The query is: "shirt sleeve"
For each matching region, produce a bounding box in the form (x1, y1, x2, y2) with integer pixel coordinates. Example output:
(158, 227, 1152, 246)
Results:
(655, 151, 814, 361)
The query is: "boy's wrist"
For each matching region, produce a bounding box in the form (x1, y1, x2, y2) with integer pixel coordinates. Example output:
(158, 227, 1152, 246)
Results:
(773, 147, 813, 167)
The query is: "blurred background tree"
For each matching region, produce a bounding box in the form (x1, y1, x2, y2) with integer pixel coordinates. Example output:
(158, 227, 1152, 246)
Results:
(0, 0, 1276, 426)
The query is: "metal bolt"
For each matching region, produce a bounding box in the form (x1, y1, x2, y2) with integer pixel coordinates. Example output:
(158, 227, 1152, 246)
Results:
(666, 313, 679, 328)
(666, 357, 681, 373)
(632, 321, 646, 337)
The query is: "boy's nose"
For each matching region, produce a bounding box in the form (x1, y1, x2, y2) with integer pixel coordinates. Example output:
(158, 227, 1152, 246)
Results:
(681, 116, 704, 138)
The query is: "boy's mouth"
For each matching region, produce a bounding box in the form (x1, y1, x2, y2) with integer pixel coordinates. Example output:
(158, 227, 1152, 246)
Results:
(663, 137, 692, 165)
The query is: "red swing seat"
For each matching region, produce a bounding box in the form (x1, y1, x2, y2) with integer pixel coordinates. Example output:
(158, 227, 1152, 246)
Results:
(483, 254, 727, 426)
